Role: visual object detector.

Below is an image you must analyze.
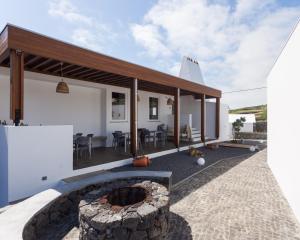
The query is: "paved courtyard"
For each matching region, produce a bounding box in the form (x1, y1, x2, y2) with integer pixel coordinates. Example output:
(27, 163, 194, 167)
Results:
(33, 147, 300, 240)
(168, 149, 300, 240)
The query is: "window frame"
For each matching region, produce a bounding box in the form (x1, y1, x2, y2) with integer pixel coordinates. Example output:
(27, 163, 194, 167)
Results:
(149, 97, 159, 121)
(111, 91, 127, 122)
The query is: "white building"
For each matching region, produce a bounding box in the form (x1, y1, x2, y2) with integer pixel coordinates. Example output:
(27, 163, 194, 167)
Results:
(0, 25, 230, 207)
(229, 114, 256, 133)
(268, 21, 300, 222)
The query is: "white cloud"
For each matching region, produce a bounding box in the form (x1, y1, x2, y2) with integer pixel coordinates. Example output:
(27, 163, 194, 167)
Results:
(48, 0, 115, 52)
(48, 0, 92, 25)
(131, 0, 300, 108)
(71, 28, 102, 51)
(131, 24, 172, 57)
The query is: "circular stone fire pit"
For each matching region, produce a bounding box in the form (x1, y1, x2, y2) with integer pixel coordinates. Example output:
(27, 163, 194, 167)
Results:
(79, 181, 170, 240)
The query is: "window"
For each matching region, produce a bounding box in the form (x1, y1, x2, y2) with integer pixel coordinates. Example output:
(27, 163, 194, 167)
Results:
(149, 97, 159, 120)
(112, 92, 126, 120)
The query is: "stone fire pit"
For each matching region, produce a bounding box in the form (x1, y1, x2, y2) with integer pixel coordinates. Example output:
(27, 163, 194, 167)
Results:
(79, 180, 170, 240)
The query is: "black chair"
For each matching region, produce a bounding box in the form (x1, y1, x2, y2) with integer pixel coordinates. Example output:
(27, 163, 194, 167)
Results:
(112, 131, 127, 151)
(87, 134, 94, 156)
(157, 124, 167, 146)
(141, 128, 155, 145)
(76, 136, 90, 160)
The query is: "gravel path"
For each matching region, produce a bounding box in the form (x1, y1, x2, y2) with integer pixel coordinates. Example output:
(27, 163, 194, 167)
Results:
(168, 149, 300, 240)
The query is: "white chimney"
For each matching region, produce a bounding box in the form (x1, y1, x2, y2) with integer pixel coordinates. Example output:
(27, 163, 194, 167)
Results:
(179, 56, 205, 85)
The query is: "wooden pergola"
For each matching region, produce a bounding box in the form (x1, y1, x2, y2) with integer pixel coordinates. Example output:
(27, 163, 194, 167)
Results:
(0, 24, 222, 156)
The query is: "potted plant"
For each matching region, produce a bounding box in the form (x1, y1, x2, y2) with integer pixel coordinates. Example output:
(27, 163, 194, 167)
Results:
(232, 117, 246, 143)
(133, 155, 151, 167)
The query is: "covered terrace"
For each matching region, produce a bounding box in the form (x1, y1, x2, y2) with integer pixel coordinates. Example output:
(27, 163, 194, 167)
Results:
(0, 24, 222, 169)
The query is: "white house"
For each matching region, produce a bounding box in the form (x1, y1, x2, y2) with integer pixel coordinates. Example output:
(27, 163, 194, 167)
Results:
(0, 25, 230, 207)
(229, 114, 256, 133)
(268, 20, 300, 222)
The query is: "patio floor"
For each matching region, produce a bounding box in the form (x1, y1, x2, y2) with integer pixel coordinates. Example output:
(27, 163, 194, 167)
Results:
(110, 142, 264, 185)
(73, 140, 203, 170)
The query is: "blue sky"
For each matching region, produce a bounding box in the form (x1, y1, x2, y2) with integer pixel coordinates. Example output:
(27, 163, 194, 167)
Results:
(1, 0, 299, 108)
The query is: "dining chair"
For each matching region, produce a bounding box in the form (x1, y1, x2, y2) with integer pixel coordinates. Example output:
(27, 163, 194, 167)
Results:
(76, 136, 90, 160)
(87, 134, 94, 157)
(112, 131, 126, 150)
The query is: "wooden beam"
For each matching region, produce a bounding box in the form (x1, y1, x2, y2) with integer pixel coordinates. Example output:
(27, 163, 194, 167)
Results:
(0, 49, 9, 65)
(130, 78, 138, 157)
(0, 26, 8, 60)
(6, 25, 221, 97)
(201, 94, 205, 143)
(215, 97, 220, 139)
(174, 88, 180, 148)
(10, 49, 24, 125)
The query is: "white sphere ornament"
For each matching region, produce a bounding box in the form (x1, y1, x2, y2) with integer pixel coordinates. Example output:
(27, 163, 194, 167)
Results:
(249, 146, 256, 152)
(197, 157, 205, 166)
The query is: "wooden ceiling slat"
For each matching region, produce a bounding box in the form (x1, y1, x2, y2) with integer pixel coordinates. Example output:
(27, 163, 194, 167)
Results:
(24, 55, 41, 66)
(41, 61, 61, 72)
(89, 73, 122, 81)
(52, 64, 73, 74)
(64, 66, 86, 76)
(31, 58, 53, 70)
(96, 76, 130, 83)
(71, 68, 95, 78)
(82, 71, 107, 79)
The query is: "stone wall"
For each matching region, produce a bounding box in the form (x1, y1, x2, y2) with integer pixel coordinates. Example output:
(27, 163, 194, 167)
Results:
(79, 180, 169, 240)
(254, 121, 267, 133)
(22, 176, 170, 240)
(237, 132, 267, 140)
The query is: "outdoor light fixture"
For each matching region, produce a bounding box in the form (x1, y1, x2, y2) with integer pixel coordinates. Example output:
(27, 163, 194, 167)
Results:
(167, 98, 174, 105)
(56, 62, 69, 94)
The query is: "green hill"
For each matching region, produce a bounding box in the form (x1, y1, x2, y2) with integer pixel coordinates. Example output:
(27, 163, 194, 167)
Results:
(229, 105, 267, 121)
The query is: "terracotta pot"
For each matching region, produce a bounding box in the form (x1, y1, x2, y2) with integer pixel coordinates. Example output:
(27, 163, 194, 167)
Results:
(133, 156, 150, 167)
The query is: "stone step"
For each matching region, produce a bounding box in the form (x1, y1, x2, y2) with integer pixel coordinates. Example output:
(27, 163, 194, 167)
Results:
(191, 133, 201, 138)
(191, 137, 201, 142)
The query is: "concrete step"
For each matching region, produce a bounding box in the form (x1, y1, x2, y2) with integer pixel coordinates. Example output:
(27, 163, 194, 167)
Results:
(191, 137, 201, 142)
(191, 130, 200, 134)
(191, 133, 201, 138)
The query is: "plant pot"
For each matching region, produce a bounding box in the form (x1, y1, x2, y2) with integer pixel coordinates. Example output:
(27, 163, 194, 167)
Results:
(133, 156, 150, 167)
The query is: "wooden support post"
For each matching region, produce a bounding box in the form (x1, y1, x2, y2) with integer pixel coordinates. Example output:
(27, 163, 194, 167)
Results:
(215, 97, 220, 139)
(174, 88, 180, 148)
(201, 94, 205, 143)
(10, 49, 24, 126)
(130, 78, 138, 157)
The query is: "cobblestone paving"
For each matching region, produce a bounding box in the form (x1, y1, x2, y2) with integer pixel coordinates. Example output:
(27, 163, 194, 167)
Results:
(168, 150, 300, 240)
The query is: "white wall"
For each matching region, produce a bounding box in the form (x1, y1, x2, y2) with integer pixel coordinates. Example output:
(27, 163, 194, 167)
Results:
(268, 22, 300, 222)
(0, 68, 104, 136)
(0, 127, 8, 206)
(0, 68, 175, 147)
(0, 126, 73, 204)
(240, 123, 254, 133)
(180, 95, 229, 139)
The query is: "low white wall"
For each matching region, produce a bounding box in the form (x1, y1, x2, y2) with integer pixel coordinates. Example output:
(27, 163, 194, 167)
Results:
(0, 125, 73, 205)
(268, 22, 300, 221)
(0, 127, 8, 207)
(240, 123, 254, 133)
